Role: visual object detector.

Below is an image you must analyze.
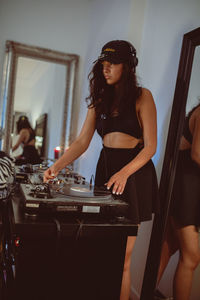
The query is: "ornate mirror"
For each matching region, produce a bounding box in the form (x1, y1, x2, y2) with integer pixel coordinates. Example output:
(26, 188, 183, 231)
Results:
(141, 27, 200, 300)
(0, 41, 79, 159)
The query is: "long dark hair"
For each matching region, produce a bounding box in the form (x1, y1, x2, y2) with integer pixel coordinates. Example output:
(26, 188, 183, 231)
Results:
(86, 61, 142, 118)
(16, 115, 34, 134)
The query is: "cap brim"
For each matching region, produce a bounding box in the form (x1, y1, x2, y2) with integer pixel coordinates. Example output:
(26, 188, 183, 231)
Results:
(93, 53, 122, 64)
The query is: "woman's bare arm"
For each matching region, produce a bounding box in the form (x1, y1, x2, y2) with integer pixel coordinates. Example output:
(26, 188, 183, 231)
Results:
(106, 88, 157, 194)
(44, 108, 96, 181)
(12, 129, 28, 152)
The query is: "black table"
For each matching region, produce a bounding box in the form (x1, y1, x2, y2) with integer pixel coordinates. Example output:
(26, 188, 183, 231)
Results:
(0, 196, 13, 300)
(8, 192, 138, 300)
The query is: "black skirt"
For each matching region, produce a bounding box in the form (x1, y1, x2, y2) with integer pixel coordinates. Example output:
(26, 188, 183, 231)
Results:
(15, 145, 42, 165)
(95, 144, 159, 224)
(170, 149, 200, 227)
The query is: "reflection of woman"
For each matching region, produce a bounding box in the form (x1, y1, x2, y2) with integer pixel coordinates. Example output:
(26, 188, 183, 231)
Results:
(44, 40, 159, 300)
(12, 115, 42, 165)
(157, 103, 200, 300)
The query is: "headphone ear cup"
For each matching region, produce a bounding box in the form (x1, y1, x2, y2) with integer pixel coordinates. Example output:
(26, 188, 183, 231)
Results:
(133, 56, 138, 68)
(126, 42, 138, 68)
(130, 55, 138, 68)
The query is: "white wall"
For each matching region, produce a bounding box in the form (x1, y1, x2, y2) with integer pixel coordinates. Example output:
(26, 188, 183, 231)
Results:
(30, 63, 66, 159)
(0, 0, 200, 299)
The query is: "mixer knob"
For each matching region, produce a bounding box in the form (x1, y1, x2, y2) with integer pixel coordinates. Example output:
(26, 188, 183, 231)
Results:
(35, 186, 41, 192)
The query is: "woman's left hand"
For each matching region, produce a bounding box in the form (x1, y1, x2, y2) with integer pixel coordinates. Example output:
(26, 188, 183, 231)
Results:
(106, 170, 129, 195)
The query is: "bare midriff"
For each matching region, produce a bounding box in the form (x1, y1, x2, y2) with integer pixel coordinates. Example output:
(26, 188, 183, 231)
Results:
(103, 132, 142, 149)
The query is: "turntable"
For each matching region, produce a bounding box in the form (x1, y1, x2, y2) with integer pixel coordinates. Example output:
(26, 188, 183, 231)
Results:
(20, 181, 129, 218)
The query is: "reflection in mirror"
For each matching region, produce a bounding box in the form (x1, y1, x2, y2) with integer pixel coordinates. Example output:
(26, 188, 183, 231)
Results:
(157, 44, 200, 300)
(0, 41, 79, 161)
(12, 56, 66, 159)
(141, 27, 200, 300)
(186, 46, 200, 113)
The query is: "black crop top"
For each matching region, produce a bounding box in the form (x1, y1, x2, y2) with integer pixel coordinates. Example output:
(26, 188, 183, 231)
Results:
(96, 104, 142, 139)
(183, 115, 192, 144)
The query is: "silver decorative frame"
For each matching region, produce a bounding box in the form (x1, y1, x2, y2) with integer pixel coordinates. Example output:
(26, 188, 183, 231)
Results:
(0, 41, 79, 156)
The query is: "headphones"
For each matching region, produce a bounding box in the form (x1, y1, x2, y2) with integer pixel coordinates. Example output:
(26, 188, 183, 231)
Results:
(98, 40, 139, 69)
(126, 41, 138, 69)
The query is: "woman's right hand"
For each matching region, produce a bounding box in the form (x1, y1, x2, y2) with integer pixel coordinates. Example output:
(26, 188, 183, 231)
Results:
(43, 166, 58, 182)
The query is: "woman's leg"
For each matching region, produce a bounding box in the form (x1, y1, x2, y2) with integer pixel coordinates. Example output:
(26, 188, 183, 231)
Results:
(157, 217, 179, 285)
(172, 220, 200, 300)
(120, 236, 137, 300)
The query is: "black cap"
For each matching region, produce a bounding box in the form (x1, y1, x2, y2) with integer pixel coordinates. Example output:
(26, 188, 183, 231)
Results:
(95, 40, 138, 67)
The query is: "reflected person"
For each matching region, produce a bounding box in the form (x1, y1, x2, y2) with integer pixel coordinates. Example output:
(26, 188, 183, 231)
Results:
(157, 102, 200, 300)
(44, 40, 159, 300)
(12, 115, 42, 165)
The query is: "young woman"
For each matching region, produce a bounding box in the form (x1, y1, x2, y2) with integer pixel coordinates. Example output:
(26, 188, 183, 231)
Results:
(157, 103, 200, 300)
(44, 40, 159, 300)
(12, 115, 42, 165)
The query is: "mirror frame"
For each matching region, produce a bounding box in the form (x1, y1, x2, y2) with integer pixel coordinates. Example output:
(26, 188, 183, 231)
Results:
(140, 27, 200, 300)
(0, 41, 79, 156)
